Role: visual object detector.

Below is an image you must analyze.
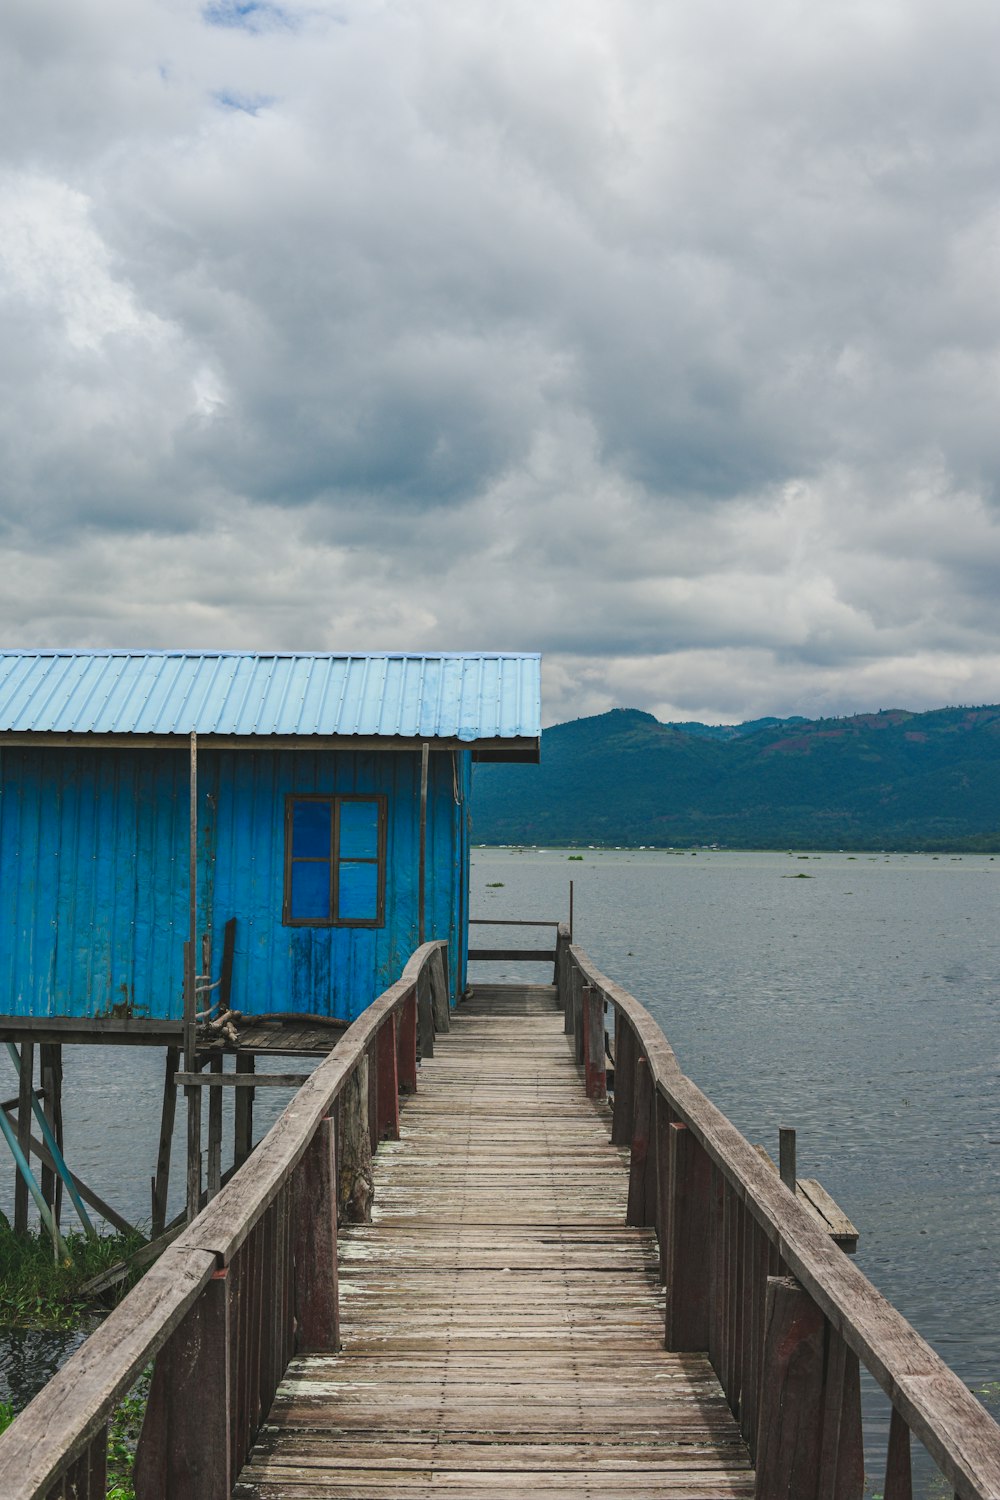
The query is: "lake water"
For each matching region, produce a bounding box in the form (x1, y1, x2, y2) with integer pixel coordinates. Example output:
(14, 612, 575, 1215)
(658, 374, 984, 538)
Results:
(471, 847, 1000, 1495)
(1, 847, 997, 1495)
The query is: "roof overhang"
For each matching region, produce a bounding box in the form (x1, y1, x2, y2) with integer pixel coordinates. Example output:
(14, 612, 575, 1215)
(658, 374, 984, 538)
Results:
(0, 731, 540, 763)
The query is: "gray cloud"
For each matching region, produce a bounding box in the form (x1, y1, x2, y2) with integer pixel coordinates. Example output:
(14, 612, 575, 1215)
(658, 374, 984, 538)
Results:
(3, 0, 1000, 725)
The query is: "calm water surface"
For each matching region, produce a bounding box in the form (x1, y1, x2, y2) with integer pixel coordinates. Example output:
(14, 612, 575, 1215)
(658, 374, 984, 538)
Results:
(472, 848, 1000, 1495)
(1, 848, 996, 1495)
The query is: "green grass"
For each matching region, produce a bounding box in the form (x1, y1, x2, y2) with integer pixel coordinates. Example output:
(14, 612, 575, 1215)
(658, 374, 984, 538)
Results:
(0, 1219, 146, 1329)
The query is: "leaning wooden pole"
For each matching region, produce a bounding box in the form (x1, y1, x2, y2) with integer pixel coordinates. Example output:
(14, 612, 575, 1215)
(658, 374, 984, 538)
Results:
(185, 730, 201, 1222)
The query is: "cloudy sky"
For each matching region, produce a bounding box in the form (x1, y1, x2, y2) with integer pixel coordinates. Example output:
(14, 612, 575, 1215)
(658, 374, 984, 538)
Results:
(3, 0, 1000, 725)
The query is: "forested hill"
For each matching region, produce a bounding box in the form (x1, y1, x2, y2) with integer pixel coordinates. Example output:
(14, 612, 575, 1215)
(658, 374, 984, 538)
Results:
(471, 704, 1000, 850)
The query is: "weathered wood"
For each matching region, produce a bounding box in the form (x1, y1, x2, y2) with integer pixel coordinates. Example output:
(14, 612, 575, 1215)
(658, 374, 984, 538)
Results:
(135, 1265, 232, 1500)
(884, 1406, 913, 1500)
(338, 1054, 374, 1224)
(207, 1055, 224, 1200)
(567, 941, 1000, 1500)
(234, 1053, 256, 1167)
(293, 1117, 340, 1354)
(176, 1072, 313, 1089)
(375, 1016, 401, 1141)
(612, 1014, 637, 1146)
(39, 1043, 63, 1229)
(15, 1039, 34, 1234)
(397, 991, 418, 1094)
(467, 948, 558, 963)
(430, 945, 451, 1032)
(571, 965, 584, 1065)
(626, 1056, 654, 1227)
(664, 1122, 712, 1352)
(416, 969, 435, 1060)
(816, 1321, 864, 1500)
(754, 1277, 827, 1500)
(152, 1045, 179, 1237)
(0, 1244, 216, 1495)
(779, 1128, 796, 1192)
(583, 986, 606, 1100)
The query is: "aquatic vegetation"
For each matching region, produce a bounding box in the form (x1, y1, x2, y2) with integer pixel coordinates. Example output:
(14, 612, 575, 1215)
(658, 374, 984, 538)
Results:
(0, 1224, 145, 1329)
(105, 1369, 150, 1500)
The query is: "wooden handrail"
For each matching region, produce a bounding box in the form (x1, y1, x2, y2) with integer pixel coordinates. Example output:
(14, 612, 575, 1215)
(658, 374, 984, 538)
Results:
(0, 939, 449, 1500)
(559, 926, 1000, 1500)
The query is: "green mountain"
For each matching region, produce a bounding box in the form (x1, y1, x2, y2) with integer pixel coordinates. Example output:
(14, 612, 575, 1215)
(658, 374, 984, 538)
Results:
(472, 704, 1000, 850)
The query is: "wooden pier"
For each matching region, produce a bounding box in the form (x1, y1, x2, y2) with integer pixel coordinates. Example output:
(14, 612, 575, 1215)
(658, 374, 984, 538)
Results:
(1, 931, 999, 1500)
(236, 981, 753, 1497)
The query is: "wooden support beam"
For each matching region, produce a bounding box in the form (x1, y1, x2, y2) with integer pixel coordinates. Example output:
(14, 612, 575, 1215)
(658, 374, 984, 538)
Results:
(207, 1056, 223, 1200)
(293, 1117, 340, 1354)
(151, 1046, 179, 1239)
(416, 969, 435, 1060)
(337, 1055, 373, 1224)
(397, 990, 418, 1094)
(175, 1073, 312, 1089)
(134, 1266, 232, 1500)
(375, 1016, 400, 1142)
(583, 986, 606, 1100)
(664, 1120, 712, 1351)
(754, 1275, 864, 1500)
(430, 945, 450, 1033)
(234, 1053, 255, 1167)
(626, 1054, 654, 1226)
(884, 1407, 913, 1500)
(611, 1013, 637, 1145)
(39, 1043, 63, 1230)
(14, 1039, 33, 1234)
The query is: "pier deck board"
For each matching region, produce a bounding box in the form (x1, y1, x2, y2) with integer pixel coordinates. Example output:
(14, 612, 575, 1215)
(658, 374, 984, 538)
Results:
(235, 984, 754, 1498)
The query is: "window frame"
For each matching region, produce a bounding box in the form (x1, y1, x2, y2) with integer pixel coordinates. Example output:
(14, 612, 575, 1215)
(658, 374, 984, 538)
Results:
(282, 792, 388, 928)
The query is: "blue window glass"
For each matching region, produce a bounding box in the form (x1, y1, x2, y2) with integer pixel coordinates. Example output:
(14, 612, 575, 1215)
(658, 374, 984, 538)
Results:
(338, 861, 380, 922)
(290, 861, 331, 921)
(292, 800, 332, 858)
(286, 794, 384, 926)
(338, 800, 379, 860)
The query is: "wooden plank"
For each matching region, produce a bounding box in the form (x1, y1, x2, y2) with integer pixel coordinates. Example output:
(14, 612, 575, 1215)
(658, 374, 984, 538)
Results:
(233, 987, 752, 1498)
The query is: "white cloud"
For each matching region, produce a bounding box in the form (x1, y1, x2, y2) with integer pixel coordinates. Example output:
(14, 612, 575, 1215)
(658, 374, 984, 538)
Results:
(3, 0, 1000, 724)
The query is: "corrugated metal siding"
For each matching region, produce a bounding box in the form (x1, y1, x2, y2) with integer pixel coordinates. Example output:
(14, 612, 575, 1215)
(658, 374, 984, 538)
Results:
(0, 746, 467, 1023)
(0, 652, 541, 742)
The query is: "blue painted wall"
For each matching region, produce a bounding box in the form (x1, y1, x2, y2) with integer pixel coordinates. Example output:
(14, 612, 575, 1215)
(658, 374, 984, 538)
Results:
(0, 746, 470, 1023)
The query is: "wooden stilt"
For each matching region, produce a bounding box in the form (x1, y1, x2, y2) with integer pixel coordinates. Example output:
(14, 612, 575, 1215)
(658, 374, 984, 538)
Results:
(207, 1056, 223, 1199)
(151, 1045, 179, 1238)
(234, 1053, 255, 1168)
(39, 1043, 63, 1231)
(14, 1040, 34, 1235)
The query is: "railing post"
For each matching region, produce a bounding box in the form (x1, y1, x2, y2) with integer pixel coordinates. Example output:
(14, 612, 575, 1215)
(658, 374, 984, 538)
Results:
(626, 1055, 655, 1226)
(398, 989, 418, 1093)
(134, 1267, 232, 1500)
(664, 1120, 712, 1350)
(430, 945, 451, 1032)
(572, 965, 585, 1064)
(564, 959, 575, 1035)
(375, 1016, 400, 1141)
(754, 1276, 864, 1500)
(583, 987, 606, 1100)
(884, 1407, 913, 1500)
(611, 1014, 637, 1145)
(655, 1089, 672, 1283)
(293, 1116, 340, 1354)
(337, 1054, 373, 1223)
(417, 966, 435, 1058)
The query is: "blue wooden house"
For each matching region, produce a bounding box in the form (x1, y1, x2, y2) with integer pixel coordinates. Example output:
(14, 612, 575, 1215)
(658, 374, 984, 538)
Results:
(0, 651, 541, 1034)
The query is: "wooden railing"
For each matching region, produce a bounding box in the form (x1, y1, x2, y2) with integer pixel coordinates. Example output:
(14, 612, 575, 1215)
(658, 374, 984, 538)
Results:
(0, 940, 451, 1500)
(554, 924, 1000, 1500)
(467, 916, 559, 965)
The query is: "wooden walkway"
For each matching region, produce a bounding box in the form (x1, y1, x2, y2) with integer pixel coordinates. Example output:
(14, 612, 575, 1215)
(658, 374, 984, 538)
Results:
(235, 983, 754, 1498)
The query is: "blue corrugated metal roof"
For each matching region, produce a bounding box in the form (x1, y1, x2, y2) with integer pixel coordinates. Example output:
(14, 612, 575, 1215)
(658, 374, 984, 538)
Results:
(0, 652, 541, 742)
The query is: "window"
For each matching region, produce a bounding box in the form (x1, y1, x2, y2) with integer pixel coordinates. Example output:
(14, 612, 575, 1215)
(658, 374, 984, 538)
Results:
(283, 795, 387, 926)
